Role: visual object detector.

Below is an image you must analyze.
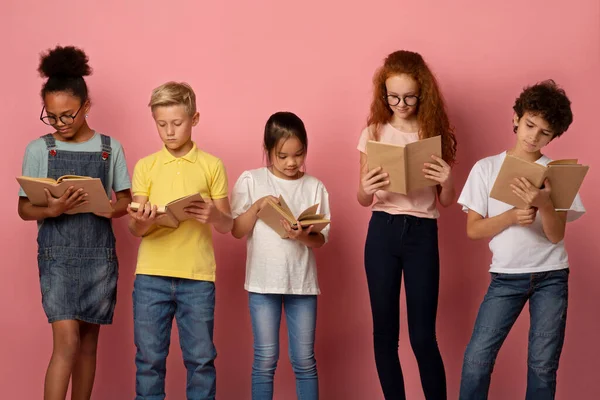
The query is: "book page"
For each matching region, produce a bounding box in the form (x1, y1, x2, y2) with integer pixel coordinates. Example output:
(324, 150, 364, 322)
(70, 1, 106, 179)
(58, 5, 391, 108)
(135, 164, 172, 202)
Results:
(165, 193, 205, 222)
(489, 155, 547, 209)
(257, 200, 294, 238)
(297, 204, 320, 221)
(366, 140, 407, 194)
(17, 177, 112, 214)
(546, 164, 589, 209)
(405, 135, 442, 193)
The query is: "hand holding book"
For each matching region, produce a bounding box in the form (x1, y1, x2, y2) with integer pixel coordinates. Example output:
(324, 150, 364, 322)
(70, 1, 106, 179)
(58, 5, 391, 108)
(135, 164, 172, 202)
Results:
(361, 167, 389, 195)
(183, 200, 220, 224)
(127, 202, 159, 231)
(423, 155, 453, 189)
(44, 186, 88, 217)
(510, 177, 552, 209)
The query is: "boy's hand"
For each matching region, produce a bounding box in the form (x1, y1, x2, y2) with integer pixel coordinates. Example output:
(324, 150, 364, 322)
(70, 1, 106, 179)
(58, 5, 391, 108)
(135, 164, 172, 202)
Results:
(512, 207, 537, 226)
(127, 202, 158, 229)
(280, 219, 314, 241)
(511, 177, 552, 209)
(45, 187, 88, 217)
(424, 155, 453, 188)
(184, 199, 221, 224)
(361, 167, 389, 195)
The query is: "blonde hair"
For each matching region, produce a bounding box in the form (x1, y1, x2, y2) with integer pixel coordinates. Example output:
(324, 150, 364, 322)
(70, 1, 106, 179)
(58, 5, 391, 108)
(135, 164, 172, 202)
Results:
(149, 81, 197, 116)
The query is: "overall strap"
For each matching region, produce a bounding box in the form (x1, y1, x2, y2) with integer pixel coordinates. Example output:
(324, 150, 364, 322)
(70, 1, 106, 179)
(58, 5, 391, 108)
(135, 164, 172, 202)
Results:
(100, 134, 112, 160)
(41, 134, 56, 150)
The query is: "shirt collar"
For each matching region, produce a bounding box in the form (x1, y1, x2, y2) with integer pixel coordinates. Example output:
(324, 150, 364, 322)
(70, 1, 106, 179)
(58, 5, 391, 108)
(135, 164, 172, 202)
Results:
(160, 142, 198, 164)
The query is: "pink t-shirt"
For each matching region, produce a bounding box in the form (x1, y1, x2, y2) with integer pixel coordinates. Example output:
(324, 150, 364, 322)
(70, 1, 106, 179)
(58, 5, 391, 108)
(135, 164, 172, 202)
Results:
(357, 123, 439, 219)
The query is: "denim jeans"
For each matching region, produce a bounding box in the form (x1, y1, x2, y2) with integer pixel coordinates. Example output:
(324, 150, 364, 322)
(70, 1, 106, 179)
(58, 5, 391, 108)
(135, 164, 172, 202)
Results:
(249, 292, 318, 400)
(460, 269, 569, 400)
(133, 274, 217, 400)
(365, 212, 446, 400)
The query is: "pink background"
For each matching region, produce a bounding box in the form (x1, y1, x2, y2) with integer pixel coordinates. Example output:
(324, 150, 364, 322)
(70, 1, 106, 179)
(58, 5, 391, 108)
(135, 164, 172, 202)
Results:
(1, 1, 599, 399)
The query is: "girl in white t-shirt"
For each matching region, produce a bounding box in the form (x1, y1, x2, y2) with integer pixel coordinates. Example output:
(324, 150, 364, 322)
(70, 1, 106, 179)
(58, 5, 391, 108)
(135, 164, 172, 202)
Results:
(356, 50, 458, 400)
(231, 112, 330, 400)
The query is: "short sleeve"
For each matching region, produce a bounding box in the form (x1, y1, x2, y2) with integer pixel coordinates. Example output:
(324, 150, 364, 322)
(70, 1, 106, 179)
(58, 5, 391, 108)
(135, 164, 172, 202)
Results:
(316, 182, 332, 243)
(111, 142, 132, 193)
(458, 161, 489, 218)
(132, 159, 150, 197)
(563, 193, 585, 222)
(19, 142, 43, 197)
(230, 171, 253, 219)
(357, 127, 371, 153)
(209, 159, 229, 199)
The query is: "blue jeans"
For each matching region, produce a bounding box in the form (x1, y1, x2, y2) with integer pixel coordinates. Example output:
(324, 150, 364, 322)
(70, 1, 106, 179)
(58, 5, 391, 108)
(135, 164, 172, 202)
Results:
(459, 269, 569, 400)
(249, 292, 318, 400)
(133, 275, 217, 400)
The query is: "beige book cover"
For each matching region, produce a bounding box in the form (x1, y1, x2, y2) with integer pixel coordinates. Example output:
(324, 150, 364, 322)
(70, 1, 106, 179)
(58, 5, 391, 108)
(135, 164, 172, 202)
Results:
(366, 135, 442, 194)
(130, 193, 205, 228)
(17, 175, 112, 214)
(257, 195, 330, 238)
(490, 154, 589, 209)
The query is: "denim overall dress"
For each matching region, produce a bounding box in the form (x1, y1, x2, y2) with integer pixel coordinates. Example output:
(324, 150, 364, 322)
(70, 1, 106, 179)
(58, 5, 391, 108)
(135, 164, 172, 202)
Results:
(37, 133, 118, 324)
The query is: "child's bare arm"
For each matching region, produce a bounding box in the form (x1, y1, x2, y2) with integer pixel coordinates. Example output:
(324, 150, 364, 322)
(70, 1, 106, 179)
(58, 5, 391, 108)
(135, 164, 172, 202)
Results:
(466, 208, 534, 240)
(232, 196, 279, 239)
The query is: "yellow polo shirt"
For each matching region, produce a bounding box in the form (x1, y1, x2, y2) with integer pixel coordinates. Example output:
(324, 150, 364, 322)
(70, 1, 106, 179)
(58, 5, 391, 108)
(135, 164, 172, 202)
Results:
(132, 143, 228, 281)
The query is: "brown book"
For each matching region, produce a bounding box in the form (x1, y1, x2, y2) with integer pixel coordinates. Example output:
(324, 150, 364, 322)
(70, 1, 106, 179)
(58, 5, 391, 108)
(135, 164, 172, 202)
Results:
(366, 135, 442, 194)
(130, 193, 205, 228)
(17, 175, 112, 214)
(490, 154, 589, 209)
(257, 195, 330, 238)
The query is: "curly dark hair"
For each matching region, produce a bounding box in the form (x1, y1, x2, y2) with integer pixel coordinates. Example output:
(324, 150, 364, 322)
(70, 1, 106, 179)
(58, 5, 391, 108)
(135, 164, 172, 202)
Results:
(38, 45, 92, 102)
(513, 80, 573, 138)
(367, 50, 457, 165)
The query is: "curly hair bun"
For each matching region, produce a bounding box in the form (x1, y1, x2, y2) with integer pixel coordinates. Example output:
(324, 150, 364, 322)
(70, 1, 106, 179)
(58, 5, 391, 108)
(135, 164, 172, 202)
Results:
(38, 46, 92, 79)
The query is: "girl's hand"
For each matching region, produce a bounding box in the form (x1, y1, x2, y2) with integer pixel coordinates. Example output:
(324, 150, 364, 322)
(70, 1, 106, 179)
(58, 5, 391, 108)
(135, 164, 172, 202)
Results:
(184, 199, 221, 224)
(511, 178, 552, 209)
(254, 196, 280, 213)
(45, 187, 88, 217)
(424, 155, 453, 188)
(127, 202, 158, 229)
(361, 167, 389, 195)
(281, 219, 313, 241)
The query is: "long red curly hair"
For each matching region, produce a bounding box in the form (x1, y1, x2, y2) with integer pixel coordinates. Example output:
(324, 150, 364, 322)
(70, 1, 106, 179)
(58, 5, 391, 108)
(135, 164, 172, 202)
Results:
(367, 50, 457, 165)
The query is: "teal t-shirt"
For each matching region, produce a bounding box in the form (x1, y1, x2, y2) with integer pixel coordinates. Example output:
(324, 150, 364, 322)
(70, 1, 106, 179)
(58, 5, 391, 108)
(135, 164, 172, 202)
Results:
(19, 132, 132, 197)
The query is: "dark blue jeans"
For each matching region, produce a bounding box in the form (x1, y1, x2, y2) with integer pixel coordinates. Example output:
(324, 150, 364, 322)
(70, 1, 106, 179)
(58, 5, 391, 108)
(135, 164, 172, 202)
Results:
(365, 212, 446, 400)
(460, 269, 569, 400)
(133, 274, 217, 400)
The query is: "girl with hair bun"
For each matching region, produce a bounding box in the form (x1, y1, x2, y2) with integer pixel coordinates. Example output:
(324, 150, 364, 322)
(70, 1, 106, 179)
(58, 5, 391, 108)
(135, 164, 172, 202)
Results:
(17, 45, 132, 400)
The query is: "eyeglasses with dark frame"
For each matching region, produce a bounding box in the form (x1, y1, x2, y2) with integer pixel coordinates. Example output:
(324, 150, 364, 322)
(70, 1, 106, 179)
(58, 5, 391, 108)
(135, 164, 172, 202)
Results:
(385, 94, 419, 107)
(40, 104, 84, 126)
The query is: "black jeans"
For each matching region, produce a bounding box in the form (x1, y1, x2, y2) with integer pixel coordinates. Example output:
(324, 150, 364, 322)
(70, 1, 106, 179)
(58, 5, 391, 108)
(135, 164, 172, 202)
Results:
(365, 212, 446, 400)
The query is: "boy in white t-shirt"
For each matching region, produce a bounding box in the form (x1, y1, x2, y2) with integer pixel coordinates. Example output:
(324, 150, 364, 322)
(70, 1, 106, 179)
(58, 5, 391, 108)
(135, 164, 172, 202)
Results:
(458, 80, 585, 400)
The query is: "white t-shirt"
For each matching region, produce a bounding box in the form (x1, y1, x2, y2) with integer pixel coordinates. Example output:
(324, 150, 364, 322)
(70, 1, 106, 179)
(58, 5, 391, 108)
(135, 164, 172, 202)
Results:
(231, 167, 331, 294)
(458, 152, 585, 273)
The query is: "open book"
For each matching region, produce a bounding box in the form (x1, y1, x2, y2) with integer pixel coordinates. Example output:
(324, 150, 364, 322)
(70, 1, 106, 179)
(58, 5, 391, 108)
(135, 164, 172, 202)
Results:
(129, 193, 205, 228)
(257, 195, 330, 238)
(490, 154, 589, 209)
(366, 135, 442, 194)
(17, 175, 112, 214)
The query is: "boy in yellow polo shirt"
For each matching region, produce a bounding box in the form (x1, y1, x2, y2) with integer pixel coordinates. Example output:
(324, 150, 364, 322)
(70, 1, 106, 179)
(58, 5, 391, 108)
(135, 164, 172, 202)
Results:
(127, 82, 233, 400)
